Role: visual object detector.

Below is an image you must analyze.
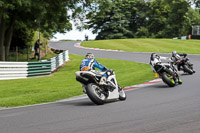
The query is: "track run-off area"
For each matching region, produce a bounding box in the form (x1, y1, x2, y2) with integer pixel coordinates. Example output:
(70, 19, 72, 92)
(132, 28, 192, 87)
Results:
(0, 41, 200, 133)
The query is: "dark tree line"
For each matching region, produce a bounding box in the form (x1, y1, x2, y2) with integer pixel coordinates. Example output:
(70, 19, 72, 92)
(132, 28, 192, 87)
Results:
(84, 0, 200, 40)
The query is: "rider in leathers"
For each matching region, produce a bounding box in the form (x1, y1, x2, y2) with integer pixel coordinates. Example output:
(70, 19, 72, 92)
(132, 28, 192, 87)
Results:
(150, 53, 181, 79)
(80, 53, 108, 85)
(80, 53, 123, 91)
(80, 53, 107, 72)
(150, 53, 176, 73)
(150, 53, 182, 84)
(171, 51, 187, 71)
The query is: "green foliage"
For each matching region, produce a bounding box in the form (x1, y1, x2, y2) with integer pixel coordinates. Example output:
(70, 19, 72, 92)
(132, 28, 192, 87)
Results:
(83, 0, 200, 39)
(141, 0, 191, 38)
(136, 27, 149, 38)
(188, 0, 200, 8)
(0, 0, 91, 61)
(85, 0, 147, 40)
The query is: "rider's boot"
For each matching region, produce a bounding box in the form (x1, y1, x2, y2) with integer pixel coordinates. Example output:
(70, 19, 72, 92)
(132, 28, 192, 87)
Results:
(193, 69, 196, 73)
(99, 77, 107, 86)
(82, 85, 87, 93)
(178, 78, 182, 84)
(118, 85, 123, 92)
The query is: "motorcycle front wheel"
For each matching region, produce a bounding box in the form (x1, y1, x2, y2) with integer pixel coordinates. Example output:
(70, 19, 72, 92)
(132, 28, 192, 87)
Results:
(162, 72, 175, 87)
(86, 83, 106, 105)
(119, 89, 126, 101)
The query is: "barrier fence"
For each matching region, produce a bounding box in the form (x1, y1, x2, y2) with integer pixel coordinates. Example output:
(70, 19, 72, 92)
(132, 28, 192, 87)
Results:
(173, 35, 200, 40)
(0, 50, 69, 80)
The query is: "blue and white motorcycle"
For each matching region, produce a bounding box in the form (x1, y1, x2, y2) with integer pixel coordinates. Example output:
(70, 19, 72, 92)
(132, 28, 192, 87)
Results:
(75, 69, 126, 105)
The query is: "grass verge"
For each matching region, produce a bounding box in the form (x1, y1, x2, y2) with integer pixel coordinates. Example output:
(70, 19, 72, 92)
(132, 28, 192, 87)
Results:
(82, 39, 200, 54)
(0, 54, 155, 107)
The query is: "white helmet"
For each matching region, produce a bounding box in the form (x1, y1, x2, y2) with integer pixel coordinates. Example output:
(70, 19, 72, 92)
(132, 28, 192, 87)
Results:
(85, 53, 95, 59)
(172, 51, 177, 56)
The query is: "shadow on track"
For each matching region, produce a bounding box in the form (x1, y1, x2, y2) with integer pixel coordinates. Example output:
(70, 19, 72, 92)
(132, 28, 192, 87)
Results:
(180, 73, 193, 76)
(57, 100, 96, 106)
(56, 98, 122, 107)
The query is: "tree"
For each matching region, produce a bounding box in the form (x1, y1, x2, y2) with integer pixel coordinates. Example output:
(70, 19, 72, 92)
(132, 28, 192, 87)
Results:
(0, 0, 87, 61)
(85, 0, 147, 40)
(183, 7, 200, 35)
(83, 0, 198, 39)
(164, 0, 190, 37)
(146, 0, 169, 38)
(0, 0, 17, 61)
(146, 0, 190, 38)
(187, 0, 200, 8)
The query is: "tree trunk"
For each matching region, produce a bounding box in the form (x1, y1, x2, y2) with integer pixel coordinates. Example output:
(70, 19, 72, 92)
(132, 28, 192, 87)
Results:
(0, 9, 2, 23)
(0, 18, 6, 61)
(27, 45, 29, 61)
(16, 46, 18, 61)
(5, 24, 14, 61)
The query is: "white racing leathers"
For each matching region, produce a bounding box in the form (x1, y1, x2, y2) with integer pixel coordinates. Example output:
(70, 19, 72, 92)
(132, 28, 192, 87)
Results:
(149, 55, 182, 87)
(150, 56, 174, 73)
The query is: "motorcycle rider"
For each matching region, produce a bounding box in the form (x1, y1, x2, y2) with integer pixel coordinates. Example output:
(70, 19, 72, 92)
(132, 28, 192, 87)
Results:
(80, 53, 123, 92)
(150, 53, 182, 85)
(171, 51, 187, 71)
(171, 51, 195, 73)
(150, 53, 160, 72)
(80, 53, 108, 85)
(80, 53, 107, 71)
(150, 53, 176, 72)
(150, 53, 179, 77)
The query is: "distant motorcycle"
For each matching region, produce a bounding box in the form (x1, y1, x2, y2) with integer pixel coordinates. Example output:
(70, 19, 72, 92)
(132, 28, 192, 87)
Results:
(175, 57, 195, 75)
(75, 69, 126, 105)
(150, 53, 182, 87)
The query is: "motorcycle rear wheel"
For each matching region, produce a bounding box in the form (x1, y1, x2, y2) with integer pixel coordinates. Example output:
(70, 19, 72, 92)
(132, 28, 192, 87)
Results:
(86, 83, 106, 105)
(183, 65, 193, 74)
(162, 72, 175, 87)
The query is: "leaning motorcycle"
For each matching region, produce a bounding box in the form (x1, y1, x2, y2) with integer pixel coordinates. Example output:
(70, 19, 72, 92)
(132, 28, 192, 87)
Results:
(176, 57, 195, 75)
(75, 69, 126, 105)
(151, 61, 182, 87)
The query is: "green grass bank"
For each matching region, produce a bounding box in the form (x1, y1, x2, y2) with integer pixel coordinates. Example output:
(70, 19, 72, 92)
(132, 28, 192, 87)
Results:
(82, 39, 200, 54)
(0, 54, 154, 107)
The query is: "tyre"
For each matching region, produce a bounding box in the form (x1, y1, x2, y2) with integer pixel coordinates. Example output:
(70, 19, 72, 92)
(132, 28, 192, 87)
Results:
(119, 89, 126, 101)
(86, 83, 106, 105)
(183, 65, 193, 74)
(162, 72, 175, 87)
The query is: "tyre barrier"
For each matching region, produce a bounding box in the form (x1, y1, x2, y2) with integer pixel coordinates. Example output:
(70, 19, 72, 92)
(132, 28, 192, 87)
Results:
(0, 50, 69, 80)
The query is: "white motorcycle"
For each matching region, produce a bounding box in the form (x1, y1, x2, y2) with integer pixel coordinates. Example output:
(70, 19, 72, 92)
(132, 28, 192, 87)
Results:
(75, 69, 126, 105)
(150, 55, 182, 87)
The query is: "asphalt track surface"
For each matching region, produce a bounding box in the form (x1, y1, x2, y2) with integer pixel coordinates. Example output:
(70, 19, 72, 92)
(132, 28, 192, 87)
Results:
(0, 41, 200, 133)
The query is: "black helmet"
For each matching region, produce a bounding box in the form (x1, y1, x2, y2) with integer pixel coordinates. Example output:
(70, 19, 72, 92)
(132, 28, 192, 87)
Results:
(150, 53, 159, 61)
(172, 51, 177, 56)
(85, 53, 95, 59)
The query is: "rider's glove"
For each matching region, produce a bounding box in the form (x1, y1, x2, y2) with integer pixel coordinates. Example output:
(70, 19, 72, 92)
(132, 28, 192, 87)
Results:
(183, 53, 187, 57)
(107, 69, 114, 76)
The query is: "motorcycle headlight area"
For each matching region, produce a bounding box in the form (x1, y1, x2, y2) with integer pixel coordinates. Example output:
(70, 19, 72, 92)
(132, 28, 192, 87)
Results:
(156, 62, 161, 65)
